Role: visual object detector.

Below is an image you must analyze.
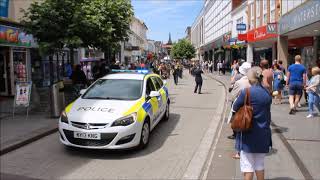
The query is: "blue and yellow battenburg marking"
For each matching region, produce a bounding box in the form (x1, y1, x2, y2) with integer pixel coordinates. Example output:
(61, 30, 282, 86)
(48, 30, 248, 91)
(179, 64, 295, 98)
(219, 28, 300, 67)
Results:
(123, 87, 168, 123)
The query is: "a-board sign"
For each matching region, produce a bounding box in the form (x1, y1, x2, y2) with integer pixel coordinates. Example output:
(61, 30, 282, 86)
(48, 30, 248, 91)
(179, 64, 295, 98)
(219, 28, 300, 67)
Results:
(15, 82, 32, 107)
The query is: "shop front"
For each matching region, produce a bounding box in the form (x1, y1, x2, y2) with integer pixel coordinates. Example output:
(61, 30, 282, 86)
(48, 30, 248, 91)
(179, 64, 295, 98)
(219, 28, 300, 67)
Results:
(243, 23, 278, 65)
(279, 0, 320, 68)
(0, 23, 36, 96)
(202, 32, 233, 71)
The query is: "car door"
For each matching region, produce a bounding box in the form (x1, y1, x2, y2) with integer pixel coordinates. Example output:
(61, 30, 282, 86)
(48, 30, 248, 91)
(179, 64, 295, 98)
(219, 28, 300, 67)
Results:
(145, 78, 159, 127)
(150, 76, 166, 116)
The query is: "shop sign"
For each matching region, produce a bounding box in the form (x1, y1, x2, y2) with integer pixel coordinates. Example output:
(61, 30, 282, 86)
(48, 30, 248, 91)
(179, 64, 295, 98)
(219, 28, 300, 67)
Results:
(238, 33, 247, 41)
(279, 0, 320, 35)
(0, 25, 36, 48)
(236, 24, 246, 31)
(267, 23, 277, 34)
(247, 25, 278, 42)
(0, 0, 9, 17)
(15, 82, 32, 107)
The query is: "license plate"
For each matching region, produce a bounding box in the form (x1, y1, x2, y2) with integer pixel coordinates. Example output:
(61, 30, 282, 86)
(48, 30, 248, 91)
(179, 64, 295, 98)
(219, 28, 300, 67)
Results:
(73, 132, 101, 140)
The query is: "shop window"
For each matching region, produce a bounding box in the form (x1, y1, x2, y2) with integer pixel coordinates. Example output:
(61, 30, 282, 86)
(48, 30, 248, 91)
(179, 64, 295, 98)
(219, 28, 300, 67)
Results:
(13, 48, 27, 83)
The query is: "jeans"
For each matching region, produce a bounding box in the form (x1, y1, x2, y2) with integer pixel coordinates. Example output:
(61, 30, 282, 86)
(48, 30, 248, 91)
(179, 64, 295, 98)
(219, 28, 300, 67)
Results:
(307, 91, 320, 114)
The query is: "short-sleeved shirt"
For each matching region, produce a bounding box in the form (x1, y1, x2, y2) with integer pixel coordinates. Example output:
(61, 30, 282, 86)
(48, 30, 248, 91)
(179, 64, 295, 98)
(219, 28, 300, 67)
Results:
(288, 64, 306, 85)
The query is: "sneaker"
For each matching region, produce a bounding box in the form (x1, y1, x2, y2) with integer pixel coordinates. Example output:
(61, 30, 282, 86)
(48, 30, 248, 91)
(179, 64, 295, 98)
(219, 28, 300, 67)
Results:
(306, 114, 314, 118)
(297, 103, 302, 108)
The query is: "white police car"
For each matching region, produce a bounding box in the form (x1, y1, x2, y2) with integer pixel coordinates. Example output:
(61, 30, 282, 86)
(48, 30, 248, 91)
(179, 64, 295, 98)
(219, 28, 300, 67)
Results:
(59, 70, 170, 149)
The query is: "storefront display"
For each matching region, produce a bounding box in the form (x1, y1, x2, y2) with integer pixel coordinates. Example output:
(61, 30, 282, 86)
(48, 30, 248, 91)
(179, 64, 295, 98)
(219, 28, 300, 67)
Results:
(0, 23, 36, 96)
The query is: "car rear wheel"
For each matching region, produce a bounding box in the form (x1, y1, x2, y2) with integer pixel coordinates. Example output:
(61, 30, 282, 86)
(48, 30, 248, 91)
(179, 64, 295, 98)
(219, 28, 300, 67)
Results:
(138, 120, 150, 149)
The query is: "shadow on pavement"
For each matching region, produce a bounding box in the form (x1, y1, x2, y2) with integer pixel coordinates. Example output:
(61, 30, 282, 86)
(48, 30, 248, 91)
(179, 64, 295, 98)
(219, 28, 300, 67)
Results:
(63, 113, 180, 159)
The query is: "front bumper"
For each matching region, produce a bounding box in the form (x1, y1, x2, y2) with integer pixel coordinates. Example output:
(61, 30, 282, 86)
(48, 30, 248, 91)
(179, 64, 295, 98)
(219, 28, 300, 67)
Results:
(58, 120, 142, 149)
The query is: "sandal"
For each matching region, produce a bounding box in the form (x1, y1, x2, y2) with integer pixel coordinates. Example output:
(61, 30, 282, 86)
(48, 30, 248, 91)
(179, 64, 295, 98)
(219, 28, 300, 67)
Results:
(232, 153, 240, 159)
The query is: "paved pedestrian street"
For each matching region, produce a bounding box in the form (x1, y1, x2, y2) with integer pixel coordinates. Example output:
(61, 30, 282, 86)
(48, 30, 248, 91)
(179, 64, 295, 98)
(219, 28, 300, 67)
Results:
(0, 73, 225, 180)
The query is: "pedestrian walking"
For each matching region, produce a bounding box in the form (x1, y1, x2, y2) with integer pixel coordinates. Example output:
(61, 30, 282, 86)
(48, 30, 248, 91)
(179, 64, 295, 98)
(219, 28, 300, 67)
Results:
(272, 64, 285, 104)
(306, 67, 320, 118)
(71, 64, 88, 98)
(260, 59, 274, 94)
(193, 65, 203, 94)
(229, 62, 252, 159)
(232, 66, 272, 180)
(209, 61, 213, 73)
(286, 55, 307, 115)
(173, 64, 179, 85)
(217, 61, 223, 75)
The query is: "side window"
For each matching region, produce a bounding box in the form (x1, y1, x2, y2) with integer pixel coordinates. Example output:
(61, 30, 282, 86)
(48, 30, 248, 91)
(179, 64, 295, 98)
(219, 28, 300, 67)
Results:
(156, 77, 163, 87)
(151, 77, 161, 91)
(146, 78, 156, 96)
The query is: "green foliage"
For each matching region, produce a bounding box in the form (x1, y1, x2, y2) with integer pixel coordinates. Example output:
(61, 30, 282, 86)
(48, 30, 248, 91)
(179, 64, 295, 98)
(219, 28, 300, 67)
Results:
(21, 0, 133, 55)
(170, 39, 195, 60)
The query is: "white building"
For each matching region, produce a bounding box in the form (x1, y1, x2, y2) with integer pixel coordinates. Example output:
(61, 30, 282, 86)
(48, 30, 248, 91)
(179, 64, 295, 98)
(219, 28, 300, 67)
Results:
(121, 17, 148, 63)
(191, 0, 232, 64)
(191, 9, 204, 61)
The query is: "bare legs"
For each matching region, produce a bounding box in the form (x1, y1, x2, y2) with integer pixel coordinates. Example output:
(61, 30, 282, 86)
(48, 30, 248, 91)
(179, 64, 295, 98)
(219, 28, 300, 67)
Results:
(289, 95, 301, 109)
(243, 170, 264, 180)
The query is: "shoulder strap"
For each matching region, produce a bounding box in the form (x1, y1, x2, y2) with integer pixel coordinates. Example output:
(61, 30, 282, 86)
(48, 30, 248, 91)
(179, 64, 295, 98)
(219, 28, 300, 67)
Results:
(245, 88, 251, 106)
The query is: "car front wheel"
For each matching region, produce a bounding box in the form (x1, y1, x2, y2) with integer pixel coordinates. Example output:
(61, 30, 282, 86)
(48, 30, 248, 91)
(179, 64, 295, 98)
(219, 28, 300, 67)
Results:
(138, 120, 150, 149)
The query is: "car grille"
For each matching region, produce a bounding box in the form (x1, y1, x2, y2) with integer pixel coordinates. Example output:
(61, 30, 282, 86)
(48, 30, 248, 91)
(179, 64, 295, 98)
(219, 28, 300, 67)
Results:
(63, 129, 117, 146)
(71, 121, 108, 130)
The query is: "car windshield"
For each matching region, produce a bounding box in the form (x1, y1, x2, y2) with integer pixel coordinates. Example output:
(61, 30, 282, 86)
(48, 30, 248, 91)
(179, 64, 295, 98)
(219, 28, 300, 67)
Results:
(82, 79, 143, 100)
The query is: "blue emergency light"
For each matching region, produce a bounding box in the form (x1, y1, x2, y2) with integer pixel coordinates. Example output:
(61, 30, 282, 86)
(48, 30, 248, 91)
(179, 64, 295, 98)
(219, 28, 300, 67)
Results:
(111, 69, 150, 74)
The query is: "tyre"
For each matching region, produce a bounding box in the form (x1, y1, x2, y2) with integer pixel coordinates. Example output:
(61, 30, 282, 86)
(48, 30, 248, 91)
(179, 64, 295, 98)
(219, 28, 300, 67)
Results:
(138, 119, 150, 149)
(162, 102, 170, 121)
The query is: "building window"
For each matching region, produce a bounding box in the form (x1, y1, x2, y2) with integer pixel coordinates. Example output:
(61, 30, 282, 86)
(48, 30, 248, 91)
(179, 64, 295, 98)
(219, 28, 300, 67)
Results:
(237, 17, 243, 24)
(256, 1, 260, 17)
(263, 14, 267, 24)
(251, 19, 254, 29)
(270, 0, 275, 9)
(250, 3, 254, 19)
(263, 0, 267, 12)
(270, 10, 275, 22)
(256, 17, 260, 27)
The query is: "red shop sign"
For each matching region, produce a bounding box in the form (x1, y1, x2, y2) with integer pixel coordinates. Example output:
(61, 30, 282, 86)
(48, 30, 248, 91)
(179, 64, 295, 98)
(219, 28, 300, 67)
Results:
(238, 34, 247, 41)
(247, 25, 278, 42)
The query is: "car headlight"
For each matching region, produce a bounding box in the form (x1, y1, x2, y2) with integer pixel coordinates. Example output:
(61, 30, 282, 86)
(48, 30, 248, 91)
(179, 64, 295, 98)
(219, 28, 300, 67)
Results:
(111, 113, 136, 127)
(60, 110, 69, 124)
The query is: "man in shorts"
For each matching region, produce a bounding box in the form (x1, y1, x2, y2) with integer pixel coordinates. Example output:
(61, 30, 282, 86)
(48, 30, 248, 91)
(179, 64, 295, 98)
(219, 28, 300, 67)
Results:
(286, 55, 307, 114)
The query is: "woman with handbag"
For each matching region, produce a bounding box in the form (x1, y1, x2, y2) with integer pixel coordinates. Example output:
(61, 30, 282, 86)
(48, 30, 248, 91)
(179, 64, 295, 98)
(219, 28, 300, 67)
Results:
(232, 67, 272, 180)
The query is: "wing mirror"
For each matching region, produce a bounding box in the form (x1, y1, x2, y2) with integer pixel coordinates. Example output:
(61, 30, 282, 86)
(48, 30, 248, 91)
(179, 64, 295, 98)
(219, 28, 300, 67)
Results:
(149, 91, 160, 98)
(79, 89, 87, 95)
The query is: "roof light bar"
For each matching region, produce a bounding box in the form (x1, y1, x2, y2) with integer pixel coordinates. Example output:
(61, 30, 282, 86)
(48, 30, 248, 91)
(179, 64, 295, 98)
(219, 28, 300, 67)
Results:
(111, 69, 150, 74)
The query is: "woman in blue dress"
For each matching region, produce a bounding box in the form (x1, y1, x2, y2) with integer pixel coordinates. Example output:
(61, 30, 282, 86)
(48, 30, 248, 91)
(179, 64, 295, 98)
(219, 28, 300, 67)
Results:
(233, 67, 272, 180)
(273, 64, 285, 104)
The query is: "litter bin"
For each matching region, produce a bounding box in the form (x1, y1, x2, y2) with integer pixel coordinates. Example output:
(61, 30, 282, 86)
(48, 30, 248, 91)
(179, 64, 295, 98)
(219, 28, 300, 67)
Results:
(50, 81, 65, 117)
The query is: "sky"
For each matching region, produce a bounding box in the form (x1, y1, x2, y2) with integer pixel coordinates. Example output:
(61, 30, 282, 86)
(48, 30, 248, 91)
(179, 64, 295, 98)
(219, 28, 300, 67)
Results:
(131, 0, 203, 43)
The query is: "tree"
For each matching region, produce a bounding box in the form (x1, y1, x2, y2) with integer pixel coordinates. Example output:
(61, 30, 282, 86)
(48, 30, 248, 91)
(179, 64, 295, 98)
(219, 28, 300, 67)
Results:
(21, 0, 133, 62)
(171, 39, 195, 60)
